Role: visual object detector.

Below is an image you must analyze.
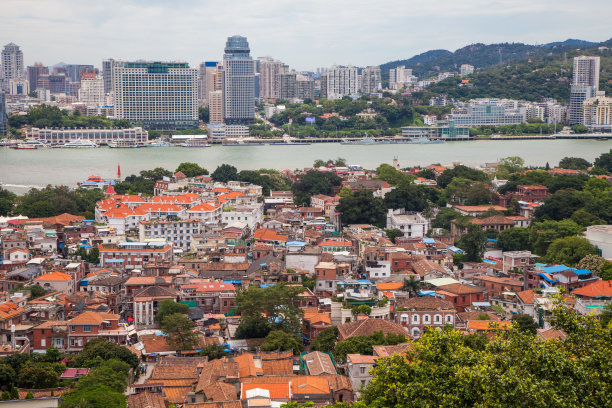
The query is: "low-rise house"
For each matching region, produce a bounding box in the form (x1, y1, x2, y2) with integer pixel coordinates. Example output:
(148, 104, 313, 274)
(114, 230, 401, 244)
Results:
(139, 219, 202, 251)
(436, 283, 486, 311)
(503, 251, 538, 273)
(318, 239, 352, 253)
(346, 354, 378, 397)
(337, 318, 406, 341)
(454, 205, 507, 217)
(133, 286, 179, 328)
(386, 209, 429, 239)
(395, 297, 456, 338)
(471, 275, 523, 297)
(180, 282, 236, 314)
(99, 241, 174, 270)
(33, 271, 75, 294)
(222, 205, 264, 230)
(0, 301, 27, 346)
(303, 351, 337, 375)
(187, 202, 223, 224)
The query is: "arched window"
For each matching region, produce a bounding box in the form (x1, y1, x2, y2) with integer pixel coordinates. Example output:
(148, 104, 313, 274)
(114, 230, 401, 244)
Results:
(412, 327, 421, 338)
(434, 314, 442, 324)
(423, 314, 430, 324)
(401, 314, 409, 322)
(445, 315, 454, 324)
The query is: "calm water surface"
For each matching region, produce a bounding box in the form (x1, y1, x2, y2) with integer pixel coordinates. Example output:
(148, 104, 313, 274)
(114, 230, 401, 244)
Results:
(1, 140, 610, 193)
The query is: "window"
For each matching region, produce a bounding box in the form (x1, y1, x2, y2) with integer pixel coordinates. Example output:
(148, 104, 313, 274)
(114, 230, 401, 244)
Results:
(412, 314, 419, 324)
(423, 314, 430, 323)
(41, 339, 46, 347)
(360, 366, 366, 374)
(445, 315, 453, 323)
(71, 325, 76, 332)
(434, 315, 441, 323)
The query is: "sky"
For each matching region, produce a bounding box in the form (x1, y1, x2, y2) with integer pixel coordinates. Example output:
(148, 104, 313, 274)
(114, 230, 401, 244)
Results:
(2, 0, 611, 72)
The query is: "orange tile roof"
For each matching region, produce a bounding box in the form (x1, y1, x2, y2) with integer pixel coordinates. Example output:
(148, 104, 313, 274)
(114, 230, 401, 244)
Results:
(110, 194, 146, 203)
(34, 271, 72, 281)
(212, 188, 231, 193)
(455, 205, 507, 212)
(241, 383, 290, 399)
(571, 280, 612, 298)
(68, 311, 119, 325)
(467, 321, 512, 331)
(218, 191, 245, 200)
(234, 353, 264, 378)
(188, 202, 219, 212)
(347, 354, 378, 364)
(253, 228, 288, 242)
(151, 194, 200, 204)
(0, 302, 25, 321)
(136, 203, 184, 212)
(319, 240, 352, 247)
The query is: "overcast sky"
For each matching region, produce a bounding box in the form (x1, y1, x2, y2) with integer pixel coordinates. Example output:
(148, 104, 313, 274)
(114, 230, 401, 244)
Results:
(2, 0, 611, 71)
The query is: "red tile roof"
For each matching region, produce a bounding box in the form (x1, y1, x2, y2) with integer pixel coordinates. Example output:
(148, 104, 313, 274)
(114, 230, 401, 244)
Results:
(571, 280, 612, 299)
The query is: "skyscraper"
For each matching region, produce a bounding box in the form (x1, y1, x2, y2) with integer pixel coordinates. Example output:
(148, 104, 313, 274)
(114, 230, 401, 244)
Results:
(102, 59, 119, 95)
(0, 92, 6, 135)
(209, 90, 224, 123)
(78, 73, 105, 106)
(569, 56, 600, 125)
(361, 66, 381, 94)
(27, 63, 49, 93)
(198, 61, 219, 106)
(113, 61, 198, 130)
(258, 57, 284, 99)
(222, 35, 255, 124)
(2, 43, 24, 91)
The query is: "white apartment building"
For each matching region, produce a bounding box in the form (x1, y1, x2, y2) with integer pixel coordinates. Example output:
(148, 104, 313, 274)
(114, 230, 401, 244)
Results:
(460, 64, 474, 76)
(361, 66, 381, 94)
(326, 65, 359, 99)
(187, 202, 222, 224)
(208, 90, 223, 124)
(198, 61, 219, 105)
(2, 43, 24, 90)
(138, 219, 201, 251)
(258, 57, 284, 99)
(26, 127, 148, 146)
(208, 123, 250, 140)
(583, 96, 612, 130)
(569, 56, 600, 125)
(78, 74, 105, 106)
(389, 65, 416, 89)
(386, 209, 429, 238)
(222, 205, 264, 230)
(113, 61, 198, 130)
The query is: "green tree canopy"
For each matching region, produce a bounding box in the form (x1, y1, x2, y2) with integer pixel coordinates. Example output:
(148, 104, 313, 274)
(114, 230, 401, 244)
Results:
(558, 156, 591, 170)
(437, 165, 488, 188)
(175, 162, 208, 177)
(544, 236, 598, 266)
(161, 313, 199, 351)
(291, 170, 342, 206)
(455, 225, 487, 262)
(71, 338, 138, 369)
(383, 183, 429, 212)
(157, 300, 189, 323)
(310, 326, 339, 353)
(61, 384, 127, 408)
(336, 190, 386, 227)
(261, 330, 303, 355)
(199, 344, 229, 360)
(16, 364, 59, 389)
(594, 149, 612, 172)
(498, 227, 530, 251)
(511, 314, 539, 335)
(211, 164, 238, 183)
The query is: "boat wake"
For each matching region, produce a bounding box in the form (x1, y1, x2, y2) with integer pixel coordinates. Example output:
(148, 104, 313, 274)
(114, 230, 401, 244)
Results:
(0, 183, 43, 190)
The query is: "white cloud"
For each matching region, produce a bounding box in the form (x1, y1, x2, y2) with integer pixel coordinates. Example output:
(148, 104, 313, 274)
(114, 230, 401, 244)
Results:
(1, 0, 610, 70)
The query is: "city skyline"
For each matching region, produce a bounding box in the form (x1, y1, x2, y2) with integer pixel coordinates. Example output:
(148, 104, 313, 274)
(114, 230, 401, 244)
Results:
(1, 0, 611, 71)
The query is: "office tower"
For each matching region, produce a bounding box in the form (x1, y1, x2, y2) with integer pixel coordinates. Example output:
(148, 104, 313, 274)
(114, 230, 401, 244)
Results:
(361, 66, 381, 94)
(37, 74, 69, 94)
(64, 64, 95, 82)
(198, 61, 219, 105)
(27, 64, 49, 93)
(113, 61, 198, 129)
(78, 73, 105, 105)
(209, 90, 224, 123)
(258, 57, 283, 99)
(296, 75, 314, 100)
(326, 65, 358, 99)
(569, 56, 600, 125)
(222, 35, 255, 124)
(319, 72, 328, 98)
(2, 43, 24, 91)
(0, 92, 6, 135)
(102, 59, 119, 94)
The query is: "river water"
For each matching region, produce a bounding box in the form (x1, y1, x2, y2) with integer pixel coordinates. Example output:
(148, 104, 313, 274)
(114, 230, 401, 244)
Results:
(1, 139, 610, 193)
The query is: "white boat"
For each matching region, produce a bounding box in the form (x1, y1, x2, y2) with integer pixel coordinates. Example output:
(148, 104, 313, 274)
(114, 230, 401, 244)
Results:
(12, 140, 51, 150)
(108, 139, 141, 148)
(147, 141, 174, 147)
(60, 139, 99, 148)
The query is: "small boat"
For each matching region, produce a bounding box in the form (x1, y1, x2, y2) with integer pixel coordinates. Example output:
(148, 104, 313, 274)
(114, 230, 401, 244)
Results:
(60, 139, 99, 148)
(12, 140, 51, 149)
(147, 141, 174, 147)
(108, 139, 141, 148)
(268, 140, 311, 145)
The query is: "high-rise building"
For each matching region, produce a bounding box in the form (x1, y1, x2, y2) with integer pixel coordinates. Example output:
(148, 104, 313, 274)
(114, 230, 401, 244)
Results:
(460, 64, 474, 76)
(9, 78, 29, 95)
(64, 64, 95, 82)
(569, 56, 600, 125)
(222, 35, 255, 124)
(279, 72, 297, 100)
(258, 57, 284, 99)
(361, 66, 381, 94)
(389, 65, 415, 89)
(27, 63, 49, 93)
(319, 73, 328, 99)
(198, 61, 219, 105)
(37, 74, 69, 94)
(78, 73, 105, 106)
(102, 59, 121, 95)
(326, 65, 359, 99)
(296, 75, 314, 100)
(2, 43, 24, 91)
(208, 90, 224, 124)
(0, 92, 6, 135)
(113, 61, 198, 130)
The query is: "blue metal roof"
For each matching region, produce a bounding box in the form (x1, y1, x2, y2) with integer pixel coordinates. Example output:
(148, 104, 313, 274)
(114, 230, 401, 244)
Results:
(542, 265, 570, 274)
(105, 259, 124, 263)
(286, 241, 306, 246)
(539, 273, 559, 283)
(448, 246, 463, 253)
(573, 269, 591, 275)
(483, 259, 497, 264)
(423, 238, 435, 244)
(357, 280, 373, 284)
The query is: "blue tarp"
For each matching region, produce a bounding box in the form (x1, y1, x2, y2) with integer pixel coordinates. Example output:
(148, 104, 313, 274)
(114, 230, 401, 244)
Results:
(483, 259, 497, 264)
(448, 246, 463, 253)
(286, 241, 306, 246)
(418, 290, 436, 296)
(423, 238, 435, 244)
(573, 269, 592, 275)
(105, 259, 124, 263)
(357, 280, 372, 284)
(539, 273, 559, 284)
(487, 238, 498, 242)
(223, 280, 242, 284)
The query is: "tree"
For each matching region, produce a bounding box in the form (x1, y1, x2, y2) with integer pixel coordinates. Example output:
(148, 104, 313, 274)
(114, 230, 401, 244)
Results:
(311, 326, 339, 352)
(291, 170, 342, 206)
(383, 183, 428, 212)
(455, 225, 486, 262)
(24, 392, 34, 400)
(571, 124, 589, 133)
(465, 183, 494, 205)
(496, 156, 525, 176)
(175, 162, 208, 178)
(336, 190, 386, 227)
(157, 300, 189, 323)
(211, 164, 238, 183)
(577, 254, 606, 275)
(402, 276, 424, 297)
(161, 313, 199, 351)
(498, 227, 530, 251)
(432, 207, 460, 231)
(26, 284, 47, 300)
(383, 229, 403, 243)
(376, 164, 412, 186)
(71, 338, 138, 369)
(261, 330, 303, 355)
(44, 347, 61, 363)
(199, 106, 210, 122)
(61, 384, 127, 408)
(235, 284, 304, 338)
(352, 305, 372, 316)
(17, 364, 59, 389)
(301, 275, 316, 291)
(601, 303, 612, 327)
(528, 219, 584, 256)
(594, 149, 612, 172)
(437, 165, 487, 188)
(0, 364, 16, 389)
(511, 314, 539, 335)
(337, 186, 352, 198)
(76, 359, 130, 393)
(199, 344, 229, 360)
(545, 236, 598, 266)
(416, 168, 436, 180)
(559, 156, 591, 170)
(0, 188, 16, 216)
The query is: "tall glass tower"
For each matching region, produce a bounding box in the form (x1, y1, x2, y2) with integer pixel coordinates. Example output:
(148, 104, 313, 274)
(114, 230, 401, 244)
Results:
(222, 36, 255, 124)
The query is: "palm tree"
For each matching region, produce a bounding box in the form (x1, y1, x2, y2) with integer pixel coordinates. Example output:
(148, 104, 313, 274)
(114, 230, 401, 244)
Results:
(402, 276, 423, 297)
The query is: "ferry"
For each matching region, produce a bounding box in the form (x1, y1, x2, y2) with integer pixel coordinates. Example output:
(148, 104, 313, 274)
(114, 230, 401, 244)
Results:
(12, 140, 51, 150)
(108, 139, 141, 148)
(60, 139, 99, 148)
